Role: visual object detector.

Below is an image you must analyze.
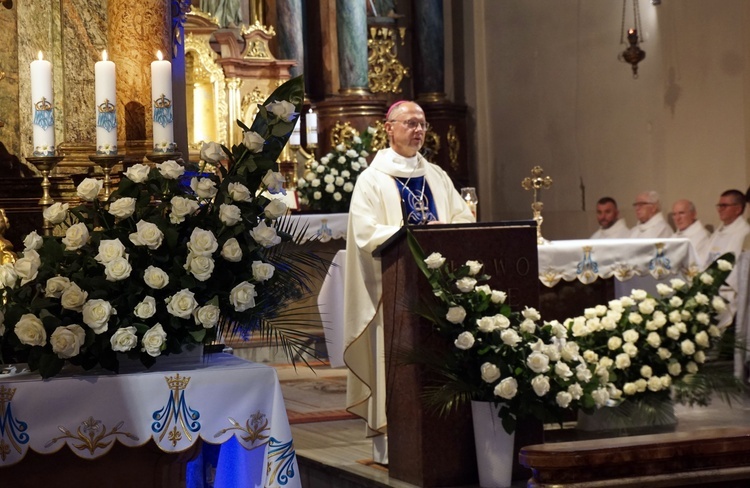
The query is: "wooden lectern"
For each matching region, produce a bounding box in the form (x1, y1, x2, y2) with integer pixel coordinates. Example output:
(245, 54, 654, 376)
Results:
(375, 221, 540, 487)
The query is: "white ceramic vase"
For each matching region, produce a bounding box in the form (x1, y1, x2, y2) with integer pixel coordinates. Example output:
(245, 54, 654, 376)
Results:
(471, 400, 515, 488)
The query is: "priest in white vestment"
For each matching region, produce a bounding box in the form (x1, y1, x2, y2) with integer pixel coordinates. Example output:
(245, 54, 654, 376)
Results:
(629, 191, 674, 238)
(343, 101, 475, 464)
(672, 199, 710, 261)
(590, 196, 630, 239)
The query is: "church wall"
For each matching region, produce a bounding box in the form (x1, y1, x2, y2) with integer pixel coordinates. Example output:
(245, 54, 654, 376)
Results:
(0, 4, 19, 156)
(461, 0, 750, 240)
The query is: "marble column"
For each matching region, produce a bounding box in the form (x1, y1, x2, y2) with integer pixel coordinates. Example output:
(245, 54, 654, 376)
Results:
(108, 0, 171, 162)
(413, 0, 446, 101)
(276, 0, 304, 79)
(336, 0, 368, 95)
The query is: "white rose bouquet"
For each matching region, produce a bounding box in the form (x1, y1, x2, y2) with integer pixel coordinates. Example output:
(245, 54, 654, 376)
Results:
(296, 128, 374, 213)
(407, 233, 599, 434)
(0, 76, 328, 378)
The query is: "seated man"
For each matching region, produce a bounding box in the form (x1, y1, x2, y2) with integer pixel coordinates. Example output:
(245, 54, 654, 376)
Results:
(630, 191, 673, 238)
(704, 189, 750, 266)
(672, 199, 710, 260)
(590, 197, 630, 239)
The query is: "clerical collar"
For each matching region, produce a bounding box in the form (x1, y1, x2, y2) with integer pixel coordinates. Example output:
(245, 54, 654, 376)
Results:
(371, 148, 427, 178)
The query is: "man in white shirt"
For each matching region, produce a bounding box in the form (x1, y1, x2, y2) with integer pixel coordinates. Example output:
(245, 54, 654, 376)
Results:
(629, 191, 674, 238)
(704, 189, 750, 266)
(672, 199, 710, 260)
(590, 197, 630, 239)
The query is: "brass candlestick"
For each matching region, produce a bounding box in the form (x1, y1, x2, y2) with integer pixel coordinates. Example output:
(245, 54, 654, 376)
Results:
(26, 155, 65, 236)
(521, 166, 553, 245)
(146, 151, 183, 165)
(89, 153, 124, 201)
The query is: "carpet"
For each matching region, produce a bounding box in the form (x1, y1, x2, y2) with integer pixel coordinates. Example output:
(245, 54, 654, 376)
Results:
(275, 362, 358, 424)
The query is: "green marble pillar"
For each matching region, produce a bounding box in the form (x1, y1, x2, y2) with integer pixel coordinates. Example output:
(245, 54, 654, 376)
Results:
(413, 0, 445, 99)
(277, 0, 304, 79)
(336, 0, 368, 94)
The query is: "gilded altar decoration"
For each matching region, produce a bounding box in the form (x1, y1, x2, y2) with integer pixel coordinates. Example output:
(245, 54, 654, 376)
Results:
(185, 32, 229, 149)
(447, 124, 460, 171)
(369, 120, 388, 151)
(420, 129, 440, 162)
(521, 166, 553, 245)
(152, 373, 200, 447)
(267, 437, 298, 487)
(242, 22, 276, 60)
(367, 26, 410, 94)
(215, 410, 270, 447)
(45, 416, 139, 455)
(0, 385, 28, 461)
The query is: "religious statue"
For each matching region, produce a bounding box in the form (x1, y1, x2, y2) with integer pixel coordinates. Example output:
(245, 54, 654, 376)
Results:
(200, 0, 243, 28)
(0, 209, 17, 264)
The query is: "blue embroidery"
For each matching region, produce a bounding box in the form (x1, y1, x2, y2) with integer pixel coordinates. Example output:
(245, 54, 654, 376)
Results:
(267, 437, 296, 485)
(0, 385, 30, 459)
(151, 374, 200, 444)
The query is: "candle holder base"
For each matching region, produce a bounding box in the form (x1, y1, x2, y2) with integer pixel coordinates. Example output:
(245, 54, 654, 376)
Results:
(146, 151, 182, 165)
(26, 154, 65, 236)
(89, 153, 124, 201)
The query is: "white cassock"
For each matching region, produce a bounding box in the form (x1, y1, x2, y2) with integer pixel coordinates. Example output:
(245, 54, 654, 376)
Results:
(343, 148, 475, 438)
(704, 217, 750, 326)
(674, 219, 710, 264)
(590, 218, 630, 239)
(629, 213, 673, 239)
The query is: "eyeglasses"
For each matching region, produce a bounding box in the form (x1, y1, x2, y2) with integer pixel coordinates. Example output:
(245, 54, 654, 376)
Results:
(388, 119, 431, 132)
(716, 203, 741, 209)
(632, 202, 654, 207)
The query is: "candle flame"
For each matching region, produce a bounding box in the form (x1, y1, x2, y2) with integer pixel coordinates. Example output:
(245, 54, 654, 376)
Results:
(102, 50, 108, 61)
(37, 51, 43, 61)
(156, 50, 163, 61)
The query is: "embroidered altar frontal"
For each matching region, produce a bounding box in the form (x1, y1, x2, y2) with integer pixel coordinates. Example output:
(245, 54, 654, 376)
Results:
(0, 354, 300, 488)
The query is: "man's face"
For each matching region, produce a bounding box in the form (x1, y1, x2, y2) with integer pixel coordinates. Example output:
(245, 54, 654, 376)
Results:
(596, 202, 619, 229)
(385, 102, 427, 158)
(716, 195, 744, 226)
(671, 201, 696, 231)
(633, 194, 658, 223)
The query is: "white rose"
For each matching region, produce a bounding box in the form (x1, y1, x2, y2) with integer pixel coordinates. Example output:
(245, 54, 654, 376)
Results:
(532, 375, 550, 397)
(108, 197, 136, 219)
(694, 350, 706, 364)
(638, 299, 656, 315)
(262, 170, 286, 194)
(252, 261, 275, 282)
(646, 331, 661, 348)
(623, 342, 638, 357)
(668, 361, 682, 376)
(230, 281, 257, 312)
(666, 325, 681, 340)
(568, 383, 584, 400)
(265, 199, 288, 220)
(712, 296, 727, 312)
(50, 324, 86, 359)
(141, 323, 167, 357)
(717, 259, 733, 271)
(190, 177, 218, 199)
(157, 160, 185, 179)
(23, 231, 43, 251)
(14, 249, 41, 285)
(527, 351, 550, 373)
(129, 220, 164, 250)
(658, 347, 672, 360)
(228, 182, 253, 202)
(592, 388, 611, 407)
(556, 391, 573, 408)
(250, 221, 281, 248)
(60, 282, 88, 311)
(82, 299, 115, 334)
(343, 182, 354, 192)
(170, 196, 200, 224)
(519, 318, 536, 334)
(686, 361, 699, 374)
(77, 177, 103, 201)
(333, 192, 343, 202)
(628, 312, 643, 325)
(550, 320, 568, 338)
(185, 253, 215, 281)
(640, 365, 653, 378)
(708, 325, 721, 337)
(655, 283, 673, 297)
(221, 238, 243, 262)
(43, 202, 69, 225)
(694, 293, 709, 306)
(583, 350, 599, 364)
(110, 326, 138, 352)
(554, 361, 573, 378)
(324, 174, 335, 184)
(454, 331, 475, 350)
(623, 382, 637, 396)
(424, 252, 445, 269)
(134, 296, 157, 319)
(445, 306, 466, 324)
(166, 289, 199, 318)
(681, 339, 696, 355)
(456, 277, 477, 293)
(62, 223, 90, 251)
(124, 163, 150, 183)
(45, 276, 71, 298)
(313, 191, 322, 200)
(200, 141, 225, 163)
(615, 353, 631, 369)
(500, 329, 522, 347)
(266, 99, 297, 121)
(95, 239, 126, 264)
(696, 312, 710, 325)
(670, 278, 686, 290)
(647, 376, 663, 392)
(622, 329, 639, 343)
(15, 313, 47, 346)
(104, 256, 133, 281)
(494, 314, 511, 329)
(143, 265, 170, 289)
(694, 331, 710, 348)
(195, 304, 220, 329)
(493, 377, 518, 400)
(464, 260, 482, 275)
(219, 203, 242, 226)
(480, 362, 501, 383)
(607, 336, 622, 350)
(522, 307, 542, 321)
(631, 289, 648, 301)
(669, 296, 683, 308)
(491, 290, 507, 304)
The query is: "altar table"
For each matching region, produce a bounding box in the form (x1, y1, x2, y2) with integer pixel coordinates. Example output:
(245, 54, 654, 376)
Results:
(0, 354, 300, 488)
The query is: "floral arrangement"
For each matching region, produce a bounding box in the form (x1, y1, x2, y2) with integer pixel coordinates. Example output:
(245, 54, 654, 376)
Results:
(0, 76, 328, 378)
(296, 128, 374, 213)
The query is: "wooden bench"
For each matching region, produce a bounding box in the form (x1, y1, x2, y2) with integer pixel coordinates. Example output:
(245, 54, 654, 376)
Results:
(519, 427, 750, 487)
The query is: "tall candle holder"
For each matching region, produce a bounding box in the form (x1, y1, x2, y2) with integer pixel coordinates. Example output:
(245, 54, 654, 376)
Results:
(521, 166, 553, 245)
(88, 153, 124, 201)
(26, 154, 65, 236)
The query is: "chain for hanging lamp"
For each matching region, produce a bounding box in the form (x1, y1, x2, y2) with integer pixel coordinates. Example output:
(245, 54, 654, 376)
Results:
(618, 0, 646, 78)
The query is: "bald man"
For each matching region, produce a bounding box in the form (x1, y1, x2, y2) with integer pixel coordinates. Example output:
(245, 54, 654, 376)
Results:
(629, 191, 673, 239)
(672, 199, 710, 259)
(343, 101, 475, 463)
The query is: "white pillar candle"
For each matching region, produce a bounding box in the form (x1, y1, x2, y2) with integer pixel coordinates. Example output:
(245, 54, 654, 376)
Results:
(30, 51, 55, 156)
(306, 109, 318, 145)
(290, 118, 301, 146)
(151, 50, 174, 153)
(95, 50, 117, 154)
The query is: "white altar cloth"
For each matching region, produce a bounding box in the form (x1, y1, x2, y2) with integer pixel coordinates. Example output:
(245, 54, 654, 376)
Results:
(282, 213, 348, 242)
(0, 354, 300, 488)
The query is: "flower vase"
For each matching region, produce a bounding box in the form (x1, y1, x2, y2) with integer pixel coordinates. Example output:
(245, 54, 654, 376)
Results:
(471, 401, 515, 488)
